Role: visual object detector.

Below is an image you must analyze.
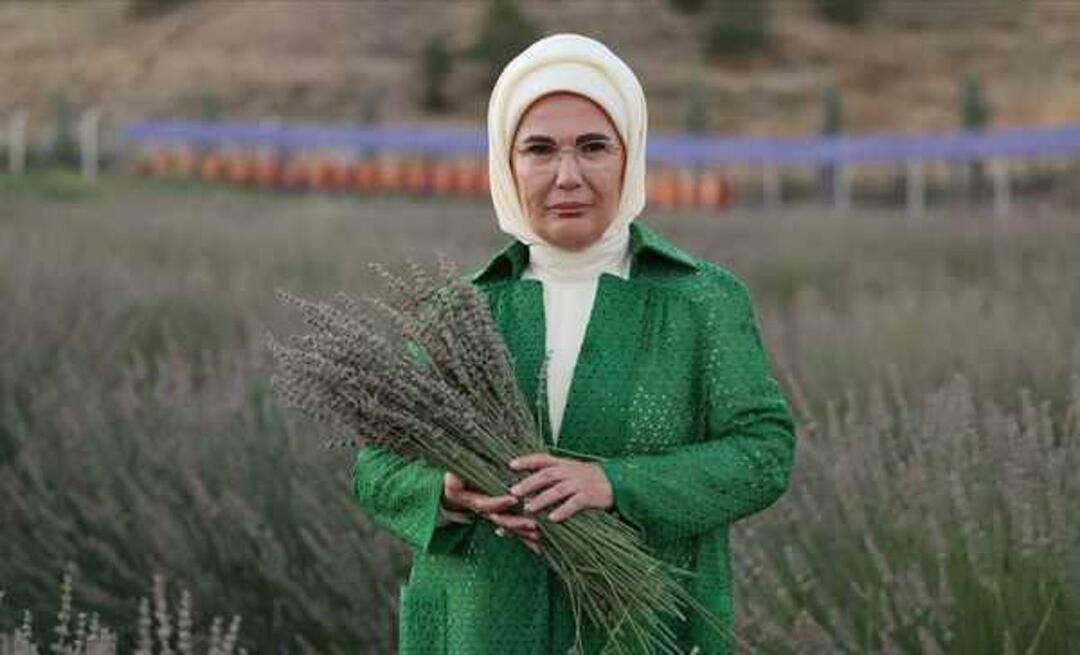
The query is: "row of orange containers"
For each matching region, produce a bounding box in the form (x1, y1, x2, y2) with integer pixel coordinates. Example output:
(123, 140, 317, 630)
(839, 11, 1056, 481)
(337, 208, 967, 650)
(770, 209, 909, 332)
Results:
(135, 150, 735, 210)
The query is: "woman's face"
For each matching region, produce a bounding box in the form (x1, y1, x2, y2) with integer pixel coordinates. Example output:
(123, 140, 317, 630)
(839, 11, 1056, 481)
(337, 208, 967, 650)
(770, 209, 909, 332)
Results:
(510, 92, 626, 251)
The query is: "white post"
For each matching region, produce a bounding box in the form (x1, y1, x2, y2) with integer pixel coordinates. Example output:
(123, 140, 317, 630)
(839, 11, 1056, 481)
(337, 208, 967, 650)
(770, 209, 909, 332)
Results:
(79, 107, 101, 181)
(833, 163, 851, 212)
(8, 109, 28, 175)
(906, 160, 926, 219)
(990, 158, 1010, 216)
(763, 166, 782, 211)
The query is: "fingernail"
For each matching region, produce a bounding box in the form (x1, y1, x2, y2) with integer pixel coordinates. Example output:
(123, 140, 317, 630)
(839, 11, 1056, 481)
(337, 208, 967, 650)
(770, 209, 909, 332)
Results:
(509, 485, 520, 495)
(509, 460, 519, 469)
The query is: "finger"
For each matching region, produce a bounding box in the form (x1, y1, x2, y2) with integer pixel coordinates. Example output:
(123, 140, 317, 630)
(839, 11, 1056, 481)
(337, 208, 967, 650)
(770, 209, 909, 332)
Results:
(509, 453, 560, 471)
(461, 490, 518, 514)
(548, 495, 584, 523)
(444, 471, 464, 493)
(524, 482, 575, 515)
(487, 513, 539, 532)
(509, 467, 564, 498)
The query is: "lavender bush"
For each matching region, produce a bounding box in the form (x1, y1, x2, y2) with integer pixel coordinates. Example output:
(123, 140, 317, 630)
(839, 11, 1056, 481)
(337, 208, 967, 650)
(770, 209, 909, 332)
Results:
(1, 177, 1077, 650)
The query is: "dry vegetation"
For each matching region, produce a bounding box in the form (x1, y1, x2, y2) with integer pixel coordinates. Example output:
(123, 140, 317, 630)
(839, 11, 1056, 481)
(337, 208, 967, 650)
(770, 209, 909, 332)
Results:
(0, 174, 1077, 651)
(3, 1, 1080, 136)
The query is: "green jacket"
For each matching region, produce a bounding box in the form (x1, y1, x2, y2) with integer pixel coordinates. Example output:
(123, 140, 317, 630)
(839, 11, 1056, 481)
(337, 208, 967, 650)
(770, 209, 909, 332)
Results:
(353, 222, 795, 654)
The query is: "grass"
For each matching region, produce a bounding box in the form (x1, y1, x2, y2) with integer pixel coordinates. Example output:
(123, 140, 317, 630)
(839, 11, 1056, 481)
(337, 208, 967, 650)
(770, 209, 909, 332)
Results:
(1, 175, 1077, 651)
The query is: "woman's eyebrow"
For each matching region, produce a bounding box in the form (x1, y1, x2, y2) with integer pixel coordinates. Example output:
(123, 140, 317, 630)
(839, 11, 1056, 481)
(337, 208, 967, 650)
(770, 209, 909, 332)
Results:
(519, 133, 614, 145)
(575, 133, 612, 145)
(520, 135, 556, 145)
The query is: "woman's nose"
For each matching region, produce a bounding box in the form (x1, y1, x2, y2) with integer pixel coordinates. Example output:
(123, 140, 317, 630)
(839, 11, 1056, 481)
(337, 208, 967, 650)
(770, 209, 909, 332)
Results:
(554, 152, 583, 189)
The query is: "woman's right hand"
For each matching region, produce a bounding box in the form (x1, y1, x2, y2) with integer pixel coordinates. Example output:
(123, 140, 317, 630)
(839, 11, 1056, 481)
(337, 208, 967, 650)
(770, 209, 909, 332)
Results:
(443, 471, 543, 554)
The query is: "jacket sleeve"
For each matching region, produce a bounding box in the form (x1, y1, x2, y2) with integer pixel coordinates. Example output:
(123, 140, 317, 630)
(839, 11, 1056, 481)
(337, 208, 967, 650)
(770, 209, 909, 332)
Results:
(600, 275, 795, 543)
(353, 444, 477, 555)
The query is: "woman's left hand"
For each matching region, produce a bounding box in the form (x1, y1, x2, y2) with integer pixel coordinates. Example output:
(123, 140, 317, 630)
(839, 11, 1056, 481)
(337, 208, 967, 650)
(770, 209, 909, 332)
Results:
(508, 454, 614, 523)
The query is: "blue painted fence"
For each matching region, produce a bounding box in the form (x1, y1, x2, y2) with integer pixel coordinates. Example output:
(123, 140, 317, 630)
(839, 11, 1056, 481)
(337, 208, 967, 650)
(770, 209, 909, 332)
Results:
(124, 120, 1080, 167)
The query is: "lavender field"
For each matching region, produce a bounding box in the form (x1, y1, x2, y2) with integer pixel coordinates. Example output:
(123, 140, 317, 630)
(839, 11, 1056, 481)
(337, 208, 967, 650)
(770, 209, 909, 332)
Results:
(1, 173, 1077, 653)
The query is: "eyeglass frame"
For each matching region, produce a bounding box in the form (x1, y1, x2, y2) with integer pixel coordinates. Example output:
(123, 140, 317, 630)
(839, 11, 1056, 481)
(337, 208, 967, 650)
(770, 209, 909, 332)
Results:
(510, 133, 624, 175)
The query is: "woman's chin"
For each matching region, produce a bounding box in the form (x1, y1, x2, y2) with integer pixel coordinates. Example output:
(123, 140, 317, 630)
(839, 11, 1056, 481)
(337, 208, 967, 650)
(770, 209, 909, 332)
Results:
(541, 224, 599, 250)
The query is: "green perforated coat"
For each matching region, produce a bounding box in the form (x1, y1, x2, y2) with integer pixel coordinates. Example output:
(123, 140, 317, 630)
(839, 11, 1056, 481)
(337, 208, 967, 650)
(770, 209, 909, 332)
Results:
(352, 222, 795, 654)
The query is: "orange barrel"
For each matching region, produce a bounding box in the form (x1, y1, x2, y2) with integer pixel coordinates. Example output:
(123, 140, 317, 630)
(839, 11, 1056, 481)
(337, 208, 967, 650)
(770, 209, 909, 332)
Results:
(699, 170, 734, 210)
(315, 158, 347, 192)
(174, 148, 198, 178)
(450, 158, 471, 197)
(431, 158, 455, 196)
(675, 167, 698, 209)
(149, 150, 174, 177)
(253, 155, 283, 189)
(376, 157, 405, 193)
(310, 158, 330, 192)
(199, 153, 226, 184)
(403, 157, 433, 195)
(281, 157, 312, 192)
(225, 154, 254, 186)
(457, 158, 485, 197)
(476, 160, 490, 196)
(348, 160, 379, 193)
(648, 168, 678, 210)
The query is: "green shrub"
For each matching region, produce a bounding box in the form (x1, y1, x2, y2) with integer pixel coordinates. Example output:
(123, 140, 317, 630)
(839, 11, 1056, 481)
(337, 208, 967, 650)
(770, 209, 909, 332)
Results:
(701, 0, 771, 59)
(735, 374, 1079, 652)
(813, 0, 877, 26)
(126, 0, 198, 20)
(961, 73, 991, 131)
(681, 76, 709, 134)
(46, 93, 79, 170)
(465, 0, 541, 86)
(821, 86, 844, 136)
(419, 33, 453, 113)
(667, 0, 709, 13)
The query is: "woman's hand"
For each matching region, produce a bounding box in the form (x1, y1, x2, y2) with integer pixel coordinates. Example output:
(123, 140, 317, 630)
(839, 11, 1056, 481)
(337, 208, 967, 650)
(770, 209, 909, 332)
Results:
(442, 471, 544, 554)
(508, 454, 614, 523)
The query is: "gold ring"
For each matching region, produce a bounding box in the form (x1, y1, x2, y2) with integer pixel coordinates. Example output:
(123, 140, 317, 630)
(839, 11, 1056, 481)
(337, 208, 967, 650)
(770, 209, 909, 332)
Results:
(494, 527, 507, 538)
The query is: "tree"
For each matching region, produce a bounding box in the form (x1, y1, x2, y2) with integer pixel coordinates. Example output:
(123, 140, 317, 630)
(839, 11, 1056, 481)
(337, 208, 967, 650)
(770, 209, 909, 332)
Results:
(961, 73, 991, 131)
(701, 0, 771, 60)
(813, 0, 877, 26)
(466, 0, 541, 86)
(419, 33, 453, 113)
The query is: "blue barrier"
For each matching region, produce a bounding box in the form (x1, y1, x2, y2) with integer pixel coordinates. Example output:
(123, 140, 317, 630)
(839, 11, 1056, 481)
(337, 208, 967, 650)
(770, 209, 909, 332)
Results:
(123, 120, 1080, 167)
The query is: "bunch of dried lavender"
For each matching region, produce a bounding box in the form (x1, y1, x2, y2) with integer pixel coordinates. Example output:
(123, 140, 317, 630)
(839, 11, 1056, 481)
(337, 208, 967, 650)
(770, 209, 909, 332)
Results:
(267, 260, 731, 654)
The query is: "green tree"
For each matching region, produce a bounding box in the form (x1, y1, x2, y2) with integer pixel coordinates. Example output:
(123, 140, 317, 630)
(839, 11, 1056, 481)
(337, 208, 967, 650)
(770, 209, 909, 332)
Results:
(821, 85, 844, 136)
(667, 0, 709, 13)
(813, 0, 877, 26)
(466, 0, 541, 86)
(419, 33, 453, 113)
(127, 0, 197, 20)
(961, 73, 991, 131)
(701, 0, 771, 59)
(682, 75, 709, 134)
(48, 92, 79, 169)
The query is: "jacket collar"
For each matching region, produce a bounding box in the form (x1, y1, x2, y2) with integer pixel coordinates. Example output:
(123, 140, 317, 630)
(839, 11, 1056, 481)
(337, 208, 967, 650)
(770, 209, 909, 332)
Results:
(469, 222, 699, 284)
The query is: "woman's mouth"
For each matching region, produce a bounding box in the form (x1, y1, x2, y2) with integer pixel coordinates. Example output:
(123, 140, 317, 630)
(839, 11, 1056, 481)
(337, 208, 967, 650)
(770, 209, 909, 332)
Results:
(549, 203, 590, 218)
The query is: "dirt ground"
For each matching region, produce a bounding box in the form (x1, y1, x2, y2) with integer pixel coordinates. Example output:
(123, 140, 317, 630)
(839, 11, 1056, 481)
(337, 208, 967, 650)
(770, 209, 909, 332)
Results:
(2, 0, 1080, 136)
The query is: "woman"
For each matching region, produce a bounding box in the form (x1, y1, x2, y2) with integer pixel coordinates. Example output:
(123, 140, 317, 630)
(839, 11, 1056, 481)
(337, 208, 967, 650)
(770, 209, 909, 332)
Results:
(353, 33, 795, 654)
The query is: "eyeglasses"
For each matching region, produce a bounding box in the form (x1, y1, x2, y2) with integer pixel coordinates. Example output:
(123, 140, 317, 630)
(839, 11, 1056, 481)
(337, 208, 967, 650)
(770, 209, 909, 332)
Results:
(512, 139, 623, 174)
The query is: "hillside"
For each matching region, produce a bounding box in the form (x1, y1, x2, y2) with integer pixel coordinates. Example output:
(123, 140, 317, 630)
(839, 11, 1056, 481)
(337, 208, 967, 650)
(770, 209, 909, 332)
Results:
(2, 0, 1080, 137)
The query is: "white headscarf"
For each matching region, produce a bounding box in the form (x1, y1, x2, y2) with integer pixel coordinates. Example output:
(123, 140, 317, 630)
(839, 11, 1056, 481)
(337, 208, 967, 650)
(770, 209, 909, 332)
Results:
(487, 33, 648, 246)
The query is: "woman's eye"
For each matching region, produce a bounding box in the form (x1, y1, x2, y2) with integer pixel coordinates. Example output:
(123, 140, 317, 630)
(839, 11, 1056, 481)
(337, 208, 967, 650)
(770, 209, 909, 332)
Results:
(582, 142, 606, 152)
(525, 145, 554, 155)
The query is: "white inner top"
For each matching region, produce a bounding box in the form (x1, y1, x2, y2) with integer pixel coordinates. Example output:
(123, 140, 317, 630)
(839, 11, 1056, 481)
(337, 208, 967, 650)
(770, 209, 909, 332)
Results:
(522, 226, 632, 444)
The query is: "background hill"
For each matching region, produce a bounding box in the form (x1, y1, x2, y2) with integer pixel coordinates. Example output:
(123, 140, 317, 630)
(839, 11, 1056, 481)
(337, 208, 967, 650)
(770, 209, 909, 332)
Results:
(3, 0, 1080, 136)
